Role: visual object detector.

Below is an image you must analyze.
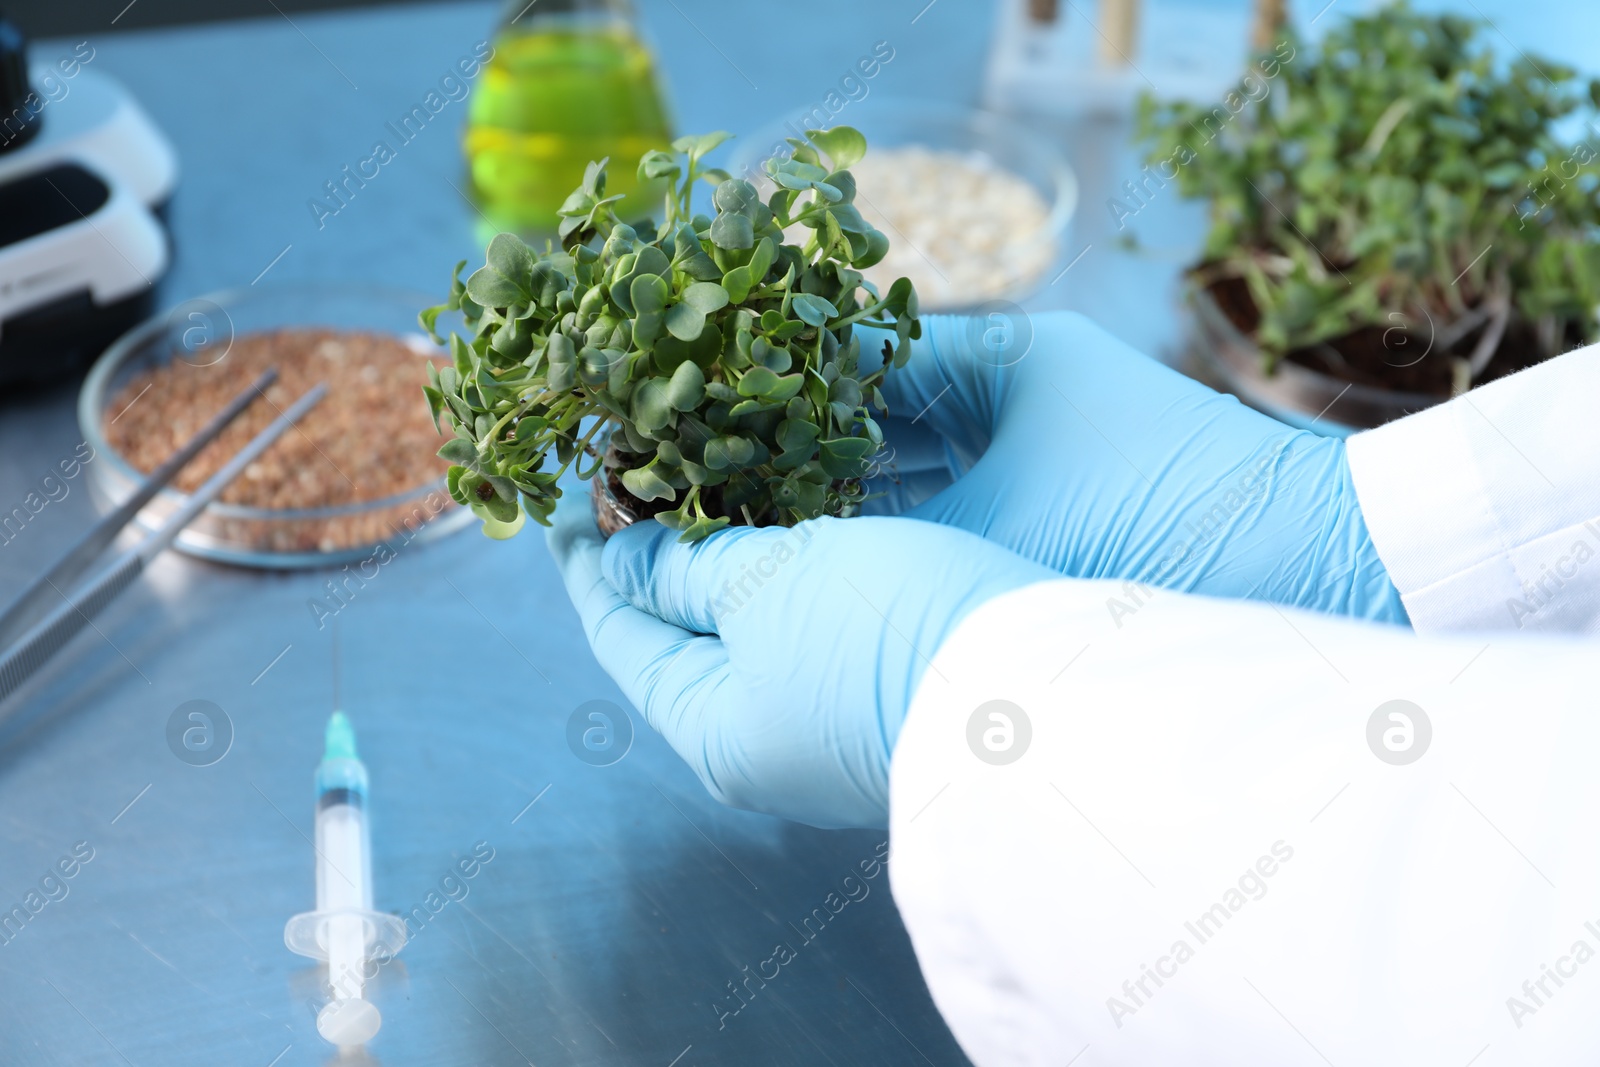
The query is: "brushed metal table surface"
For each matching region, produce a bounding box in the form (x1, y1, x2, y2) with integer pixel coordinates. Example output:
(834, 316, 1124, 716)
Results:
(4, 0, 1588, 1063)
(0, 1, 1218, 1065)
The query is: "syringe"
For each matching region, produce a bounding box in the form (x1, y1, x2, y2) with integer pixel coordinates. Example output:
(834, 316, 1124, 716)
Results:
(284, 712, 407, 1047)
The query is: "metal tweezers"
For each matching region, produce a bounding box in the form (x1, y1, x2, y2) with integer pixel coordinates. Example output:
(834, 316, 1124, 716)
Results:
(0, 372, 328, 708)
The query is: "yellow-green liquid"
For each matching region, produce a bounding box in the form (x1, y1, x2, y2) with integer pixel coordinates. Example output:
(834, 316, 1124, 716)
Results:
(465, 25, 672, 233)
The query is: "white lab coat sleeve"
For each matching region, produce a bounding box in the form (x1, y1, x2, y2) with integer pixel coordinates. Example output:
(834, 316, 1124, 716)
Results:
(889, 577, 1600, 1067)
(1345, 342, 1600, 634)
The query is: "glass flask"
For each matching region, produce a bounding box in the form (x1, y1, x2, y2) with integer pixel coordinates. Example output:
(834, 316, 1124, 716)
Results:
(465, 0, 674, 234)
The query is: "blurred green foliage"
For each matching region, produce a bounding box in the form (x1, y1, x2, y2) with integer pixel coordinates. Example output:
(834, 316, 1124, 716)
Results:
(1139, 2, 1600, 375)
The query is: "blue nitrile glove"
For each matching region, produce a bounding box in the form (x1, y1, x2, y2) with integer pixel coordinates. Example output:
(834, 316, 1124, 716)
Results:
(546, 497, 1053, 829)
(860, 312, 1409, 624)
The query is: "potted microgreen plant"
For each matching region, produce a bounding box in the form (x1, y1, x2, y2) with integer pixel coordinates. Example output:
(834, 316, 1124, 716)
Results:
(420, 127, 920, 541)
(1138, 3, 1600, 429)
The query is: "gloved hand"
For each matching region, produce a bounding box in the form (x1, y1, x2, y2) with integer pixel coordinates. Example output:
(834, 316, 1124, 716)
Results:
(860, 312, 1409, 624)
(545, 497, 1053, 828)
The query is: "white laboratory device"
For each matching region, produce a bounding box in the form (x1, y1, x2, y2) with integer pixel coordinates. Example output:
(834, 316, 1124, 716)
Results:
(0, 16, 174, 386)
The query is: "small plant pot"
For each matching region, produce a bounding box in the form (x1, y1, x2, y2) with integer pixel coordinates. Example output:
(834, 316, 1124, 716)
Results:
(591, 456, 641, 538)
(1186, 284, 1448, 437)
(587, 437, 757, 540)
(585, 432, 821, 539)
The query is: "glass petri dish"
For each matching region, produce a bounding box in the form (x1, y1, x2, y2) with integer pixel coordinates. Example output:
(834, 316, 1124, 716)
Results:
(728, 99, 1078, 311)
(78, 283, 475, 569)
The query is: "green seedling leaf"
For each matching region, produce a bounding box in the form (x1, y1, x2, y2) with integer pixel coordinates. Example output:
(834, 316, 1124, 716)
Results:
(461, 470, 519, 523)
(771, 158, 829, 184)
(703, 434, 755, 470)
(884, 276, 918, 319)
(728, 398, 781, 416)
(419, 303, 446, 342)
(665, 303, 707, 341)
(829, 378, 863, 409)
(665, 359, 705, 410)
(713, 178, 762, 218)
(446, 464, 469, 505)
(631, 378, 674, 434)
(547, 332, 576, 372)
(829, 203, 868, 233)
(654, 502, 692, 532)
(819, 437, 875, 479)
(530, 261, 569, 307)
(486, 473, 517, 503)
(679, 458, 714, 486)
(749, 237, 776, 282)
(722, 265, 753, 304)
(852, 229, 890, 269)
(672, 224, 722, 280)
(631, 273, 670, 313)
(437, 437, 478, 465)
(448, 337, 470, 383)
(824, 171, 857, 205)
(672, 130, 734, 156)
(709, 212, 754, 250)
(622, 464, 676, 502)
(633, 309, 664, 350)
(465, 265, 525, 309)
(579, 345, 615, 387)
(479, 507, 528, 540)
(750, 337, 792, 372)
(682, 281, 730, 314)
(737, 366, 780, 397)
(677, 515, 731, 542)
(486, 233, 535, 291)
(807, 126, 867, 170)
(638, 149, 681, 182)
(763, 373, 805, 402)
(773, 477, 826, 516)
(776, 418, 820, 453)
(422, 385, 445, 432)
(790, 293, 839, 327)
(634, 244, 671, 278)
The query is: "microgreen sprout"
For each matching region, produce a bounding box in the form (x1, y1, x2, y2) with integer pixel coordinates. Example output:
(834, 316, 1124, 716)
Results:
(421, 126, 920, 541)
